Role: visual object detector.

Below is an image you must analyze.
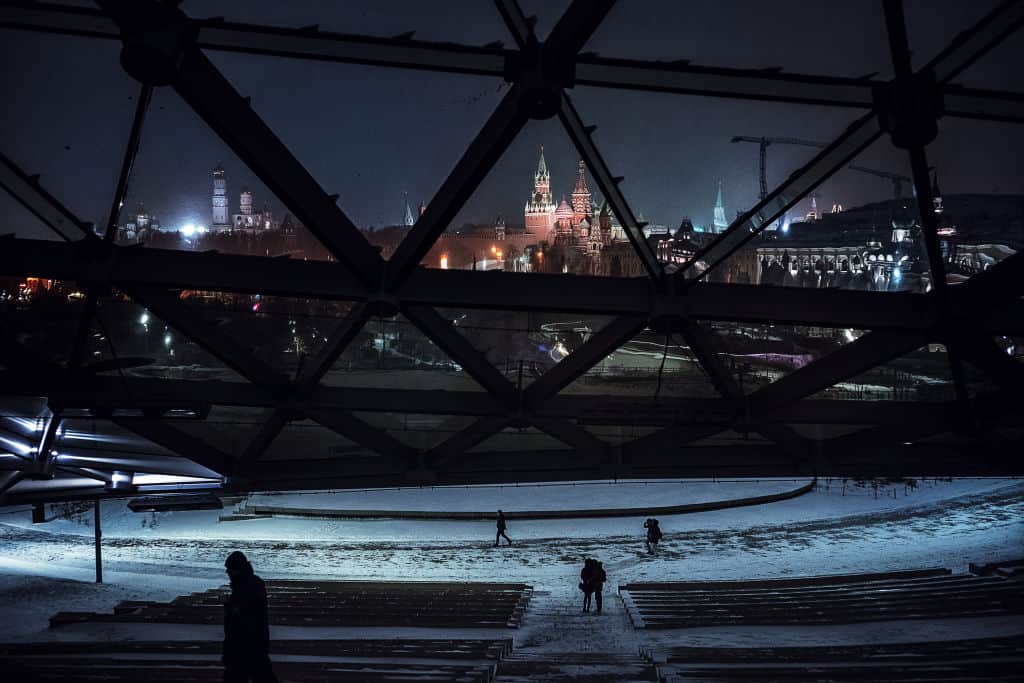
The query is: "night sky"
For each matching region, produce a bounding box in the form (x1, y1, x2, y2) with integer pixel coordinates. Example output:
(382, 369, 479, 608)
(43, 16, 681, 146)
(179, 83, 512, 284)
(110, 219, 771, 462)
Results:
(1, 0, 1022, 242)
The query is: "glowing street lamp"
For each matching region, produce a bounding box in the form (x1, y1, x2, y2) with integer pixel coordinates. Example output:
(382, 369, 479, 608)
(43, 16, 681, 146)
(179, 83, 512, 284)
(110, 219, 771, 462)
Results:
(440, 254, 448, 270)
(181, 223, 196, 237)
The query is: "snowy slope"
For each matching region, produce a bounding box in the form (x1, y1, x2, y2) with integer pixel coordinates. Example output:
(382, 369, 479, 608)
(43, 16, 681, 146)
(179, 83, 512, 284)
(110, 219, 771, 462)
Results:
(0, 477, 1021, 647)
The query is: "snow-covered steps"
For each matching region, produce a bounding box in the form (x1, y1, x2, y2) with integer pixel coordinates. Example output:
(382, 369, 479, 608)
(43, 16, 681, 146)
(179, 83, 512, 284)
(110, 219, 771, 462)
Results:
(494, 652, 657, 682)
(3, 638, 512, 682)
(642, 635, 1024, 682)
(970, 557, 1024, 579)
(619, 568, 1024, 628)
(51, 580, 534, 629)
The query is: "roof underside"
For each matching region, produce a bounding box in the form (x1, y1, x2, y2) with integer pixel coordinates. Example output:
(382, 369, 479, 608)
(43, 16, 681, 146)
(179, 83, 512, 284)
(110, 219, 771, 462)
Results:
(0, 1, 1022, 504)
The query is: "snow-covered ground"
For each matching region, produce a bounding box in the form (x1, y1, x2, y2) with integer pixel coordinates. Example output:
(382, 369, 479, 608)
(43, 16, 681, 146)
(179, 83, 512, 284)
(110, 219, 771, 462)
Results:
(0, 477, 1021, 652)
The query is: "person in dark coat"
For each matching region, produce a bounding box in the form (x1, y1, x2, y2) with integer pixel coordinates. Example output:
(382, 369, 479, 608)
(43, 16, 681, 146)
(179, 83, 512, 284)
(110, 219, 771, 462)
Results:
(644, 518, 663, 555)
(580, 558, 596, 612)
(495, 509, 512, 546)
(223, 551, 277, 683)
(585, 559, 607, 614)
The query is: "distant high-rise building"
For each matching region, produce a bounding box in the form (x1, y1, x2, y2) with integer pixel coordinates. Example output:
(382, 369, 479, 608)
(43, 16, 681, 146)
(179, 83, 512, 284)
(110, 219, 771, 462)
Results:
(713, 181, 728, 233)
(932, 171, 943, 215)
(495, 214, 506, 240)
(212, 163, 229, 229)
(418, 200, 426, 217)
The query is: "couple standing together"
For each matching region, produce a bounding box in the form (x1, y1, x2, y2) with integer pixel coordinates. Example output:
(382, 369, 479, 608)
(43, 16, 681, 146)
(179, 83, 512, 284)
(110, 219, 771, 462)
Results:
(579, 558, 607, 613)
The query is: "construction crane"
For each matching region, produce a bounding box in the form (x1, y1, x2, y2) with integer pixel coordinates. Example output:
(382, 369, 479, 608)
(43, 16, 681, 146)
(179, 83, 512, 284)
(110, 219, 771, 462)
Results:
(730, 135, 912, 201)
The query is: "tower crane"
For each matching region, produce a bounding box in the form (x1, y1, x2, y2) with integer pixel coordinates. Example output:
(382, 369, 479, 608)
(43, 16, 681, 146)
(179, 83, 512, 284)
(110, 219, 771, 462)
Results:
(730, 135, 912, 201)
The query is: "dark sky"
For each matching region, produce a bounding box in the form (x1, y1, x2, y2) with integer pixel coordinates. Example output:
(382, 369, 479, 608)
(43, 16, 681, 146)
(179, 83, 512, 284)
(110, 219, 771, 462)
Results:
(2, 1, 1022, 242)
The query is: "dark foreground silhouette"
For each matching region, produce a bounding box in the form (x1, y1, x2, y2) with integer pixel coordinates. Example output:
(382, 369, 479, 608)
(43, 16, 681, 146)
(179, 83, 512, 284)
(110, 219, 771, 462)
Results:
(223, 551, 278, 683)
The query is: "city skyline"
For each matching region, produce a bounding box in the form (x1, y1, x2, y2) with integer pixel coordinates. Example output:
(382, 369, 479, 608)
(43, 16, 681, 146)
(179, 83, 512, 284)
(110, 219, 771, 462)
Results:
(2, 1, 1022, 242)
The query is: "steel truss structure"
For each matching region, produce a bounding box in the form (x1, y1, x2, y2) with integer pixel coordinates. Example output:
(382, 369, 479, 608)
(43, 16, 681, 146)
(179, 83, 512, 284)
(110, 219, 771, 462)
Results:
(0, 0, 1022, 504)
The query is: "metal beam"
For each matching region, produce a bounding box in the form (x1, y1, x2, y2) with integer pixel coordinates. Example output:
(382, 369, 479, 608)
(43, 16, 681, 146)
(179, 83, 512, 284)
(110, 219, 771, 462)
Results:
(0, 150, 88, 241)
(559, 91, 663, 280)
(622, 424, 734, 460)
(523, 315, 647, 407)
(400, 304, 518, 406)
(294, 303, 371, 391)
(386, 85, 530, 286)
(123, 286, 290, 390)
(676, 321, 744, 404)
(529, 415, 608, 452)
(303, 406, 416, 463)
(956, 332, 1024, 393)
(3, 2, 1022, 122)
(166, 44, 385, 289)
(103, 83, 152, 241)
(494, 0, 535, 49)
(238, 409, 289, 467)
(543, 0, 615, 61)
(943, 85, 1024, 124)
(425, 416, 510, 468)
(882, 0, 969, 414)
(197, 22, 509, 78)
(677, 0, 1024, 285)
(93, 1, 386, 289)
(0, 471, 26, 501)
(0, 237, 981, 331)
(922, 0, 1024, 86)
(748, 330, 929, 416)
(678, 113, 883, 283)
(7, 371, 1021, 429)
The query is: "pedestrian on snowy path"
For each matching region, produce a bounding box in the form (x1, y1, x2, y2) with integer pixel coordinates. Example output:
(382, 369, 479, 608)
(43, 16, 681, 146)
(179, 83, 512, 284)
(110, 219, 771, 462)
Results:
(580, 558, 597, 612)
(586, 559, 607, 614)
(223, 551, 278, 683)
(644, 517, 663, 555)
(495, 509, 512, 546)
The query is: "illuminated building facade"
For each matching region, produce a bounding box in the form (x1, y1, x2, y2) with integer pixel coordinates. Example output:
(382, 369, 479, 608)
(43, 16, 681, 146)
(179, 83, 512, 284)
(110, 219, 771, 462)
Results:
(212, 163, 229, 229)
(524, 147, 556, 234)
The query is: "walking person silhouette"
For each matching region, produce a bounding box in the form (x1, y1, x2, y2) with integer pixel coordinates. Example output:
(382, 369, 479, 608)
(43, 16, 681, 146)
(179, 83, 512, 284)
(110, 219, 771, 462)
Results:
(495, 509, 512, 546)
(223, 551, 278, 683)
(644, 517, 663, 555)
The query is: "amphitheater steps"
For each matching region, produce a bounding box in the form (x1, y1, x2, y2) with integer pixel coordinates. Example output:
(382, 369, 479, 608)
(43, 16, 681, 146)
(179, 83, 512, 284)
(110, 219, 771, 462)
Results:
(3, 638, 512, 683)
(495, 652, 657, 682)
(620, 570, 1024, 629)
(50, 580, 533, 630)
(643, 635, 1024, 682)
